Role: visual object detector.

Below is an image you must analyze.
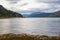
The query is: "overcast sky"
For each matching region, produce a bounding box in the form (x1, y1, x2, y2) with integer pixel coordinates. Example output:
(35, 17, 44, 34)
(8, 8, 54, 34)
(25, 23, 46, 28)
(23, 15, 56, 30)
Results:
(0, 0, 60, 14)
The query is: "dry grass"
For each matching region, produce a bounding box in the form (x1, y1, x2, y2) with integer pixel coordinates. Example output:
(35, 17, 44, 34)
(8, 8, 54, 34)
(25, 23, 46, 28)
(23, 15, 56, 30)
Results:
(0, 33, 60, 40)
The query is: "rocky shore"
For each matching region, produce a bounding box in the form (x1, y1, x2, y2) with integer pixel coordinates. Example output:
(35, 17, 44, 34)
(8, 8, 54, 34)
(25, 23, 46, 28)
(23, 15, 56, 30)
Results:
(0, 33, 60, 40)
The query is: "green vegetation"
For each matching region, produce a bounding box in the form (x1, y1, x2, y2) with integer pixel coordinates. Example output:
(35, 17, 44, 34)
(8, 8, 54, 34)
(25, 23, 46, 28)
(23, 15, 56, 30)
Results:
(0, 33, 60, 40)
(0, 5, 23, 18)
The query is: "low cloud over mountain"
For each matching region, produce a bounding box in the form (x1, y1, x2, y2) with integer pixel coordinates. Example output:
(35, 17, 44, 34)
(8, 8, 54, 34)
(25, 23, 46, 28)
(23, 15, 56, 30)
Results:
(0, 0, 60, 14)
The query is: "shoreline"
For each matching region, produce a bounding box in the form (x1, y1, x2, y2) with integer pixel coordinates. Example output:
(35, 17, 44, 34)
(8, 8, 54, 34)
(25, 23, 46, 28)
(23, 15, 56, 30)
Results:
(0, 33, 60, 40)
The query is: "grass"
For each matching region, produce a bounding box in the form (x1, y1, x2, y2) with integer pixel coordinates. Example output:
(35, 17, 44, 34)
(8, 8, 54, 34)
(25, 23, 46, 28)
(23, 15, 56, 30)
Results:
(0, 33, 60, 40)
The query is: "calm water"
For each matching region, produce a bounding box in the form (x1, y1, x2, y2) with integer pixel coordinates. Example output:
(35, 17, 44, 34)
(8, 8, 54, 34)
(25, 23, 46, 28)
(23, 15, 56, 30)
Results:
(0, 18, 60, 36)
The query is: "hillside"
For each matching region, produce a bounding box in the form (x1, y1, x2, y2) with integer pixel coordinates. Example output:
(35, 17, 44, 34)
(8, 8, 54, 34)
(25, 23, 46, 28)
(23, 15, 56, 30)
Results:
(54, 10, 60, 17)
(28, 12, 53, 17)
(0, 5, 23, 18)
(28, 11, 60, 17)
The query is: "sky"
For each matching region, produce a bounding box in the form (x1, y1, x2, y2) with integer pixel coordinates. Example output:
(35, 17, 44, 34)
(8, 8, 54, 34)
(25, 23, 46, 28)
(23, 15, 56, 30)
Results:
(0, 0, 60, 14)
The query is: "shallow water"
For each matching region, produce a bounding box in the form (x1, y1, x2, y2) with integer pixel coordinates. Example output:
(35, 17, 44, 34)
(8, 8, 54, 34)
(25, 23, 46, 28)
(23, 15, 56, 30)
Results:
(0, 18, 60, 36)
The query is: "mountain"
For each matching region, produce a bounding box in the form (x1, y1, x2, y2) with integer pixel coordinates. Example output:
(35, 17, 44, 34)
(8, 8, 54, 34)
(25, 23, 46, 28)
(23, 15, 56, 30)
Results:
(0, 5, 23, 18)
(50, 10, 60, 17)
(28, 11, 60, 17)
(28, 12, 53, 17)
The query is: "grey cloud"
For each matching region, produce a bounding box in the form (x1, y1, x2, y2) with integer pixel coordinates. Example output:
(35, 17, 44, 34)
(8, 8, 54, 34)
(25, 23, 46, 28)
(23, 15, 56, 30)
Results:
(3, 0, 60, 13)
(7, 0, 20, 1)
(37, 0, 60, 4)
(20, 8, 44, 13)
(35, 0, 60, 12)
(6, 0, 21, 4)
(20, 5, 60, 13)
(20, 3, 28, 7)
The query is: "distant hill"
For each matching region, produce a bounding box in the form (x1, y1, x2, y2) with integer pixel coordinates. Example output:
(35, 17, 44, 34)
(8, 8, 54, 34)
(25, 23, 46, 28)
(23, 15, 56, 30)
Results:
(28, 11, 60, 17)
(28, 12, 53, 17)
(49, 10, 60, 17)
(0, 5, 23, 18)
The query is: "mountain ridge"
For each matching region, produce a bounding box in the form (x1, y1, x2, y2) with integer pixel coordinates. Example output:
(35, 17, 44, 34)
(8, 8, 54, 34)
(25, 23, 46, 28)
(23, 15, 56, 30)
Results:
(28, 11, 60, 17)
(0, 5, 23, 18)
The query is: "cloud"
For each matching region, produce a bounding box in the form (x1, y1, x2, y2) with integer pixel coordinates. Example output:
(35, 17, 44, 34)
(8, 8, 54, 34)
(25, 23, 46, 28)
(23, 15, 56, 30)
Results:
(37, 0, 60, 4)
(17, 0, 60, 13)
(0, 0, 60, 14)
(19, 2, 51, 10)
(16, 0, 52, 13)
(0, 0, 11, 9)
(6, 0, 21, 4)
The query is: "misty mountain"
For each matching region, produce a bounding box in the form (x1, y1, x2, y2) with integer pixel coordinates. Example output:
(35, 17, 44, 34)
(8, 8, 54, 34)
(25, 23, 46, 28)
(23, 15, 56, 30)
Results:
(50, 10, 60, 17)
(0, 5, 23, 18)
(28, 11, 60, 17)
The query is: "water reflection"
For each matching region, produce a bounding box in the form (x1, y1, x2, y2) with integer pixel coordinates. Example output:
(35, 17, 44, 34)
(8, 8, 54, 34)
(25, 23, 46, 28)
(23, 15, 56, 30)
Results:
(0, 19, 10, 34)
(0, 18, 60, 36)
